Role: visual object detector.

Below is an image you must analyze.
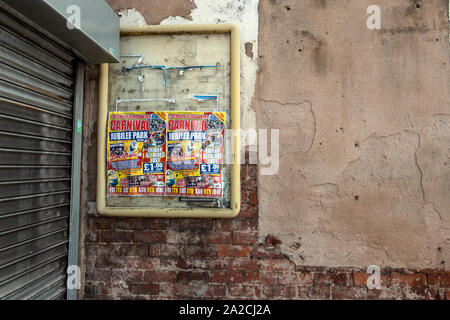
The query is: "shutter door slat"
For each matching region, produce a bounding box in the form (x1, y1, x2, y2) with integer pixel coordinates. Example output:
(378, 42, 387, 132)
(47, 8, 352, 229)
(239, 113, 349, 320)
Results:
(0, 3, 76, 300)
(0, 115, 72, 140)
(0, 179, 71, 199)
(0, 166, 71, 182)
(0, 256, 67, 299)
(0, 62, 73, 102)
(0, 99, 73, 130)
(0, 132, 72, 153)
(0, 8, 74, 65)
(0, 204, 70, 233)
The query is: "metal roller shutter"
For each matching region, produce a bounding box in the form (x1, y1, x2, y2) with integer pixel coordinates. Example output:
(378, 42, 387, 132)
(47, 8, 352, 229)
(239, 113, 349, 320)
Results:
(0, 5, 76, 300)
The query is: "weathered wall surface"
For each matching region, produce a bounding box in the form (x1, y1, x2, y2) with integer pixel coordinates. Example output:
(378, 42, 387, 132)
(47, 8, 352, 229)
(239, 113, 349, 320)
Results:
(106, 0, 259, 134)
(256, 0, 450, 269)
(80, 0, 450, 299)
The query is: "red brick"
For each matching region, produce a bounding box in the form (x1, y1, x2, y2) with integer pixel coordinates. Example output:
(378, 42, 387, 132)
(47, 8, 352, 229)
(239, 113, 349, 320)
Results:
(143, 270, 177, 283)
(366, 287, 405, 300)
(85, 269, 111, 282)
(191, 258, 226, 270)
(147, 219, 172, 230)
(86, 231, 100, 243)
(226, 258, 258, 271)
(233, 231, 258, 245)
(259, 259, 294, 272)
(428, 273, 450, 287)
(84, 282, 96, 296)
(241, 173, 256, 189)
(88, 218, 114, 230)
(277, 271, 313, 286)
(214, 219, 234, 231)
(250, 246, 284, 259)
(294, 265, 326, 272)
(168, 283, 226, 298)
(239, 205, 258, 218)
(165, 229, 200, 244)
(95, 256, 127, 269)
(133, 231, 166, 243)
(97, 282, 127, 296)
(101, 231, 131, 243)
(264, 235, 282, 246)
(148, 244, 180, 257)
(202, 232, 232, 244)
(176, 271, 210, 283)
(249, 192, 258, 205)
(353, 272, 389, 287)
(216, 245, 251, 258)
(124, 257, 156, 269)
(241, 191, 250, 205)
(179, 219, 214, 231)
(331, 286, 366, 300)
(205, 284, 227, 297)
(405, 287, 443, 300)
(116, 219, 147, 230)
(233, 219, 258, 231)
(85, 294, 112, 300)
(260, 271, 312, 286)
(262, 285, 296, 298)
(313, 272, 350, 286)
(228, 285, 261, 298)
(419, 268, 446, 274)
(297, 285, 331, 299)
(247, 165, 257, 179)
(244, 271, 260, 282)
(445, 291, 450, 300)
(211, 271, 245, 284)
(128, 283, 160, 295)
(391, 273, 426, 287)
(85, 244, 110, 257)
(184, 245, 216, 258)
(111, 270, 143, 282)
(260, 271, 280, 284)
(112, 244, 148, 257)
(157, 257, 192, 270)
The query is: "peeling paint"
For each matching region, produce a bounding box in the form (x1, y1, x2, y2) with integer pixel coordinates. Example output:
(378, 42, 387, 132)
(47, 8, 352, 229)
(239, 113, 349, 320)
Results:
(117, 8, 147, 27)
(159, 0, 260, 132)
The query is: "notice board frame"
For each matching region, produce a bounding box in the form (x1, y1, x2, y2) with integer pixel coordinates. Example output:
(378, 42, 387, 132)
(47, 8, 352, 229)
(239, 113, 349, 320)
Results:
(96, 24, 241, 218)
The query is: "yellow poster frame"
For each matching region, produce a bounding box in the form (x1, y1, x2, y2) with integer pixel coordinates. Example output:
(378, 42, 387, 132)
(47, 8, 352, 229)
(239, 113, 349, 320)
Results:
(96, 24, 241, 218)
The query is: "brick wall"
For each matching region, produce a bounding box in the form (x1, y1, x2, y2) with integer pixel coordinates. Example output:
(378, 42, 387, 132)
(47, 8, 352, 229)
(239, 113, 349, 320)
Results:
(83, 159, 450, 300)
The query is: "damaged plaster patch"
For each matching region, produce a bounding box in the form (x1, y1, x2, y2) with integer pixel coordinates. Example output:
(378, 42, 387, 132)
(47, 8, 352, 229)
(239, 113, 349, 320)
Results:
(160, 0, 260, 131)
(262, 131, 450, 269)
(117, 8, 147, 27)
(258, 99, 316, 156)
(329, 131, 446, 268)
(107, 0, 197, 25)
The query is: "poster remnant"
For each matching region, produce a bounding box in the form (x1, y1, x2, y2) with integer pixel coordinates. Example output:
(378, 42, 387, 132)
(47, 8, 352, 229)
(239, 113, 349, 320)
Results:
(107, 111, 225, 198)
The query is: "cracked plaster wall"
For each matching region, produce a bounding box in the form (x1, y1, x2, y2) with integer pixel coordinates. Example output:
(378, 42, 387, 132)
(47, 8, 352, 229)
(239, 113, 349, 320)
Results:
(256, 0, 450, 269)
